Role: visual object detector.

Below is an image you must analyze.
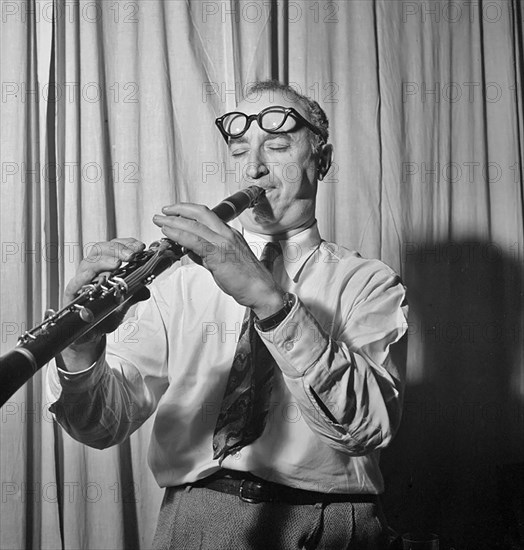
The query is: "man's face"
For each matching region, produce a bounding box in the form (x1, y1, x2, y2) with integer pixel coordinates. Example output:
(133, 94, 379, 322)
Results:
(225, 90, 320, 236)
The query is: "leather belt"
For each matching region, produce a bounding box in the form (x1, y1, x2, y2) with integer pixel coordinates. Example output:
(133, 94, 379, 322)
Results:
(188, 469, 378, 505)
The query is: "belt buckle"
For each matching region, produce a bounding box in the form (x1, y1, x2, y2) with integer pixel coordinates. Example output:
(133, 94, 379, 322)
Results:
(239, 479, 264, 504)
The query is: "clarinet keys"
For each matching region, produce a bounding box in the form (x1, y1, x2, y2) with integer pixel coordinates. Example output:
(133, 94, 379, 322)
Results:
(73, 304, 95, 323)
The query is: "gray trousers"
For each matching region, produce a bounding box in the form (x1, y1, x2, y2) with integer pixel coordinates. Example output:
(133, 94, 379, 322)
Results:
(152, 485, 389, 550)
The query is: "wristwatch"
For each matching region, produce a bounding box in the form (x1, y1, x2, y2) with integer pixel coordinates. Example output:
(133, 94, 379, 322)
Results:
(254, 292, 295, 332)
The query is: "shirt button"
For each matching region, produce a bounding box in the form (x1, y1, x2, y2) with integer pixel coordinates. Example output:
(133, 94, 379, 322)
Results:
(284, 341, 294, 351)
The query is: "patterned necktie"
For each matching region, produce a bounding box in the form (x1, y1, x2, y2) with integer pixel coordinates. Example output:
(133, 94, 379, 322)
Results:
(212, 241, 282, 463)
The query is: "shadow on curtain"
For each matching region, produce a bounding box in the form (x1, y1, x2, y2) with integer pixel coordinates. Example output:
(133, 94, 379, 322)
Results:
(382, 239, 523, 548)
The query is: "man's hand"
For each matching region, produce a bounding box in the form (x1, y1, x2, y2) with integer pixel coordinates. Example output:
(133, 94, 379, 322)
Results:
(60, 238, 148, 372)
(153, 203, 285, 319)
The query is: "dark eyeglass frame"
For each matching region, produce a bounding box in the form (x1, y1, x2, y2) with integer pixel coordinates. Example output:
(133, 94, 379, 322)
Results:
(215, 106, 326, 144)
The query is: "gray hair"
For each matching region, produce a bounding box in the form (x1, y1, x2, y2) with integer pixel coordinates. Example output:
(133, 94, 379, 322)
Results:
(242, 80, 329, 151)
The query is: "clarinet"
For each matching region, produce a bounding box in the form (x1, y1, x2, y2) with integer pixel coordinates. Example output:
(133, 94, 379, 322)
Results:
(0, 185, 265, 408)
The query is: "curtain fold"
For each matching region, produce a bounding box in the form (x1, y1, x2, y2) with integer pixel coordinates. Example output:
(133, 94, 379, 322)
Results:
(0, 1, 60, 549)
(1, 0, 522, 547)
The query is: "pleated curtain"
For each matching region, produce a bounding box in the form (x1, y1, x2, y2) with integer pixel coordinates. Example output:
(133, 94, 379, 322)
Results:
(1, 1, 522, 547)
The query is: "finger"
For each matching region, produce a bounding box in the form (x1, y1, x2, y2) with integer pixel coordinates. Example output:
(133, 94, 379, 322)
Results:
(110, 237, 146, 254)
(64, 266, 100, 302)
(153, 212, 225, 254)
(154, 220, 214, 259)
(66, 239, 146, 302)
(79, 254, 121, 275)
(69, 256, 122, 300)
(160, 203, 231, 236)
(84, 239, 145, 263)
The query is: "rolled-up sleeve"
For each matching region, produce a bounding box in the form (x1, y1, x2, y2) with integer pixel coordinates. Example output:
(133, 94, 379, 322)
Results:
(46, 285, 171, 449)
(258, 266, 408, 456)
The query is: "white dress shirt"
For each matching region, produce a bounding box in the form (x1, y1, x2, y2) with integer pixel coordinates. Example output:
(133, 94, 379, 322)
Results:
(46, 223, 408, 494)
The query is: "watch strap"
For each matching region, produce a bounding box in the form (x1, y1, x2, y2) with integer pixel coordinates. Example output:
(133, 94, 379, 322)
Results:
(255, 293, 295, 332)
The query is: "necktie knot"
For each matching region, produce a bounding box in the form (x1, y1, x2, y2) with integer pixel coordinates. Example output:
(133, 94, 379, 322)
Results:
(259, 241, 282, 271)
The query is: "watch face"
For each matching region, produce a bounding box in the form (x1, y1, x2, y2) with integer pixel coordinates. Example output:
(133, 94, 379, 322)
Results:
(283, 292, 295, 309)
(256, 293, 294, 332)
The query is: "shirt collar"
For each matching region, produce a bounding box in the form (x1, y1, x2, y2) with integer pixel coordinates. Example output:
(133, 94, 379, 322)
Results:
(243, 222, 322, 281)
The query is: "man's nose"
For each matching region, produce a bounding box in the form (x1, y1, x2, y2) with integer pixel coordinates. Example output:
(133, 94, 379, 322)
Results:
(245, 150, 270, 180)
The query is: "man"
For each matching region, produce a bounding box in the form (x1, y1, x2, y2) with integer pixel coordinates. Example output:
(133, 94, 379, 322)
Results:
(47, 81, 408, 549)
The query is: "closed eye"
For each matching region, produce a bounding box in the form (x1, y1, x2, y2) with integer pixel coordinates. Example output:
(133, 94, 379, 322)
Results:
(265, 135, 292, 151)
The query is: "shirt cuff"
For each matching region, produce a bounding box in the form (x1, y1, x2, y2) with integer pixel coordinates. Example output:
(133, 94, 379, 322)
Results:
(53, 340, 107, 394)
(256, 294, 328, 379)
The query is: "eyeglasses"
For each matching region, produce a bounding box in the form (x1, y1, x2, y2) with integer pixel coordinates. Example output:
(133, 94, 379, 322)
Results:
(215, 106, 325, 144)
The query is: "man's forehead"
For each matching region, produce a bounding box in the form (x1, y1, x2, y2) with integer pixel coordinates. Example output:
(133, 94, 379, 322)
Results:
(236, 89, 307, 118)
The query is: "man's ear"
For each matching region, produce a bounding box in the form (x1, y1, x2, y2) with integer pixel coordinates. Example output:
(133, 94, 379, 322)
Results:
(317, 144, 334, 181)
